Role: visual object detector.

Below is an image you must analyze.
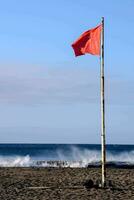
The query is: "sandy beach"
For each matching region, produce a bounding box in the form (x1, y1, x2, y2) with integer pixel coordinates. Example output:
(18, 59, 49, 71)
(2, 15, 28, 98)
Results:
(0, 167, 133, 200)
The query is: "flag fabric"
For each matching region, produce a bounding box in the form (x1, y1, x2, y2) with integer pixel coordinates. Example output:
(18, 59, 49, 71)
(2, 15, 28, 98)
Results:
(71, 24, 102, 56)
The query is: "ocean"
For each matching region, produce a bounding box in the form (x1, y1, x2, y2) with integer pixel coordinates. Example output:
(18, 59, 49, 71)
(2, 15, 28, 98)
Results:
(0, 144, 134, 167)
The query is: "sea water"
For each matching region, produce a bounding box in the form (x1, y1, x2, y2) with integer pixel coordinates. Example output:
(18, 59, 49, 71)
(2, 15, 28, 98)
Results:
(0, 144, 133, 167)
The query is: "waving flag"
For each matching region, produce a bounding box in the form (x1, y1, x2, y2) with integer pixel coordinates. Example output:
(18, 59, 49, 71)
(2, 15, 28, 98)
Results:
(72, 24, 102, 56)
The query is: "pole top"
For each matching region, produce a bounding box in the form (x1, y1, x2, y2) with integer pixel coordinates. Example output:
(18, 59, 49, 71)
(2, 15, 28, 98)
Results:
(101, 17, 104, 26)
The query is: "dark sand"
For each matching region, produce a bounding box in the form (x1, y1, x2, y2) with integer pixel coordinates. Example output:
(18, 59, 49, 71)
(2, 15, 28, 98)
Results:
(0, 167, 134, 200)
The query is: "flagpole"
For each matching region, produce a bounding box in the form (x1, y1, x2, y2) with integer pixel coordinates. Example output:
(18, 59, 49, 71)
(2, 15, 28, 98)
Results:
(100, 17, 106, 187)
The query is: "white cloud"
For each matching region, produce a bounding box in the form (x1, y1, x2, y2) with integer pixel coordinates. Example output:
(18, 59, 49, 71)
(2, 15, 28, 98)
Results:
(0, 63, 133, 106)
(0, 64, 99, 105)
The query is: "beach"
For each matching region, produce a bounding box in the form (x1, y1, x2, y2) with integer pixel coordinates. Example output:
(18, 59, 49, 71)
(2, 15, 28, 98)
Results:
(0, 167, 134, 200)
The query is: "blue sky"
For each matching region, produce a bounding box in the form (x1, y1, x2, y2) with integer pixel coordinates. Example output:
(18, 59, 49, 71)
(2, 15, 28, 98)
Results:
(0, 0, 134, 143)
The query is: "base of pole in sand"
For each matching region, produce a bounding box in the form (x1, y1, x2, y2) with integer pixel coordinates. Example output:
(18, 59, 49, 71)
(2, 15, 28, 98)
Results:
(83, 179, 113, 189)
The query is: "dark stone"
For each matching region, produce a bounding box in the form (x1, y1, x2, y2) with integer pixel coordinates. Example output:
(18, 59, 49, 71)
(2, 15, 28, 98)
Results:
(83, 179, 94, 189)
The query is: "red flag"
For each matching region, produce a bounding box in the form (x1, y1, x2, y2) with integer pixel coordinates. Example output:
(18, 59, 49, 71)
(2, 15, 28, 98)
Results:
(72, 24, 102, 56)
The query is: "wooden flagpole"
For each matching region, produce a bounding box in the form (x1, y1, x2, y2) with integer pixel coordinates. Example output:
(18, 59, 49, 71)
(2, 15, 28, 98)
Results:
(100, 17, 106, 187)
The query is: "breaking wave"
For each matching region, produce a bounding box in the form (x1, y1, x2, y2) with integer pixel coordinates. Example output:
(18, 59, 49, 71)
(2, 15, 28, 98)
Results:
(0, 147, 134, 167)
(0, 155, 32, 167)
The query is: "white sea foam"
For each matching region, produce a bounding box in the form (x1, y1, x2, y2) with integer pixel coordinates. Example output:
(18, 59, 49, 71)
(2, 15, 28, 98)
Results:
(56, 147, 134, 167)
(0, 148, 134, 167)
(107, 150, 134, 163)
(0, 155, 32, 167)
(57, 147, 100, 167)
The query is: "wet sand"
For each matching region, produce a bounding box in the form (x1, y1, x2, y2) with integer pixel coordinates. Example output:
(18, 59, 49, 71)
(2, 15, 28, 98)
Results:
(0, 167, 134, 199)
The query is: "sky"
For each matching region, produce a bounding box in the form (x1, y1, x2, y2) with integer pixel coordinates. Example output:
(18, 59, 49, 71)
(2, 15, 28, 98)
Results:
(0, 0, 134, 143)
